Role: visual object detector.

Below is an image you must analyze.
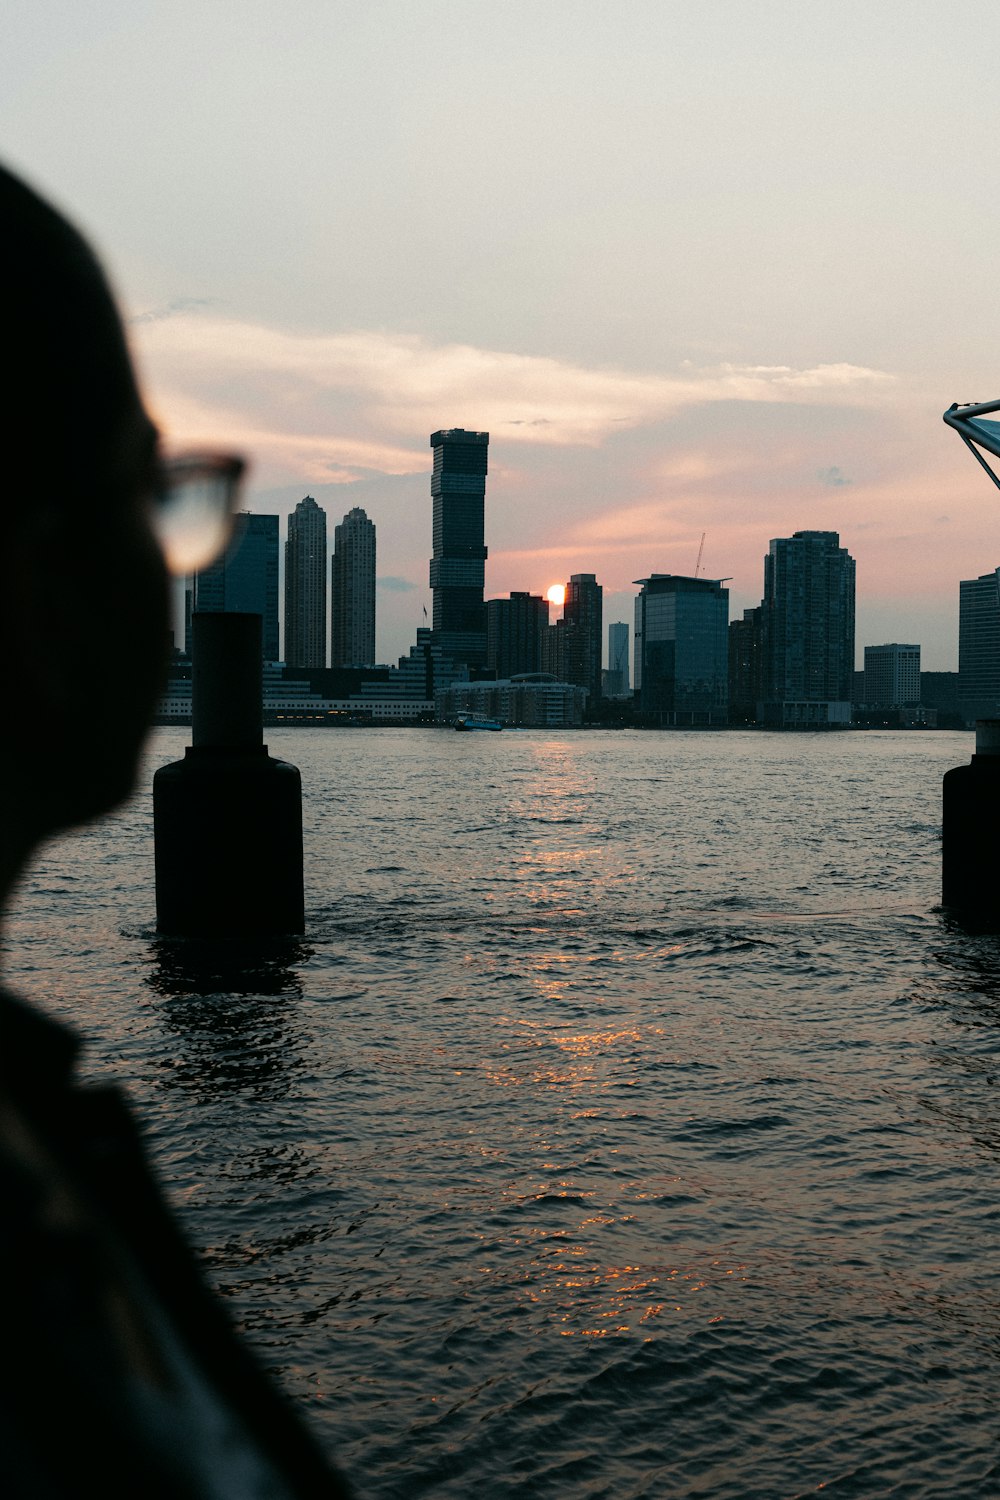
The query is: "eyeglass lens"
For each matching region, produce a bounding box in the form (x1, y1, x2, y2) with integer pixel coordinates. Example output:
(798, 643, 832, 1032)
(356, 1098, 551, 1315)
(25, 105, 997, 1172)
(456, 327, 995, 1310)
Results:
(153, 458, 243, 576)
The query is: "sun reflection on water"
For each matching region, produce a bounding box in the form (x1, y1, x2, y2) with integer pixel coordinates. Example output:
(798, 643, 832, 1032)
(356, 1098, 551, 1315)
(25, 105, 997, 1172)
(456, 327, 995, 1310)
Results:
(510, 1251, 751, 1338)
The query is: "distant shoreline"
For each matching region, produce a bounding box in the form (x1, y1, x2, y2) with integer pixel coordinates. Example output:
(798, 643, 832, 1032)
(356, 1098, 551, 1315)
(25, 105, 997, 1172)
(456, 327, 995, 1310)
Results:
(150, 717, 968, 733)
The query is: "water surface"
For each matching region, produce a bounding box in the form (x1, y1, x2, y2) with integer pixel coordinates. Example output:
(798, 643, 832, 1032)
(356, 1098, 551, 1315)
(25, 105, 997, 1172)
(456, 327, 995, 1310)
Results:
(5, 728, 998, 1498)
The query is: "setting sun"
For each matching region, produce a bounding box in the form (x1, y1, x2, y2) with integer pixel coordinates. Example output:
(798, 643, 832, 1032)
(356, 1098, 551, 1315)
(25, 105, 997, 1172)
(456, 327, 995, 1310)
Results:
(546, 583, 566, 608)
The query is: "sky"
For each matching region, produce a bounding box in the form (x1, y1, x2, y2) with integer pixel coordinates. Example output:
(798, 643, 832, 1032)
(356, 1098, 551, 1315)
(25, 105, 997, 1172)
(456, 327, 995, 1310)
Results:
(5, 0, 1000, 668)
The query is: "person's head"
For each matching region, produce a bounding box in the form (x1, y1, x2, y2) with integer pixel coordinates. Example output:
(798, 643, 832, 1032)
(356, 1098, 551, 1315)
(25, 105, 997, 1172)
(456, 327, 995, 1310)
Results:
(0, 165, 168, 886)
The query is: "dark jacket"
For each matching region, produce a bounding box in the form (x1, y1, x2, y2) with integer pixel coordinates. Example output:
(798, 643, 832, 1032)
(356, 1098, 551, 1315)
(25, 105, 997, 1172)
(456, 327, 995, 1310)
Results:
(0, 990, 352, 1498)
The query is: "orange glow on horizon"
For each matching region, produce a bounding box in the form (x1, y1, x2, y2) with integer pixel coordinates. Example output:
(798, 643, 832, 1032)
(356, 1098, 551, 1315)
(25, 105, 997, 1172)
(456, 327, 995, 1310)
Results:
(546, 583, 566, 607)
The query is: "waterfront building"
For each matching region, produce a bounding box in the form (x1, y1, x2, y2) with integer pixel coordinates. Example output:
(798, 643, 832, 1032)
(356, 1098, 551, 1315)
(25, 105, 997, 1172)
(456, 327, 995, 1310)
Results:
(607, 622, 630, 696)
(634, 574, 729, 725)
(542, 617, 566, 681)
(437, 673, 588, 728)
(920, 671, 960, 720)
(863, 643, 920, 707)
(157, 686, 428, 727)
(284, 495, 327, 668)
(728, 605, 765, 725)
(331, 506, 376, 667)
(429, 428, 489, 666)
(760, 530, 855, 726)
(154, 642, 455, 726)
(353, 627, 469, 710)
(486, 592, 548, 677)
(188, 511, 280, 661)
(562, 573, 603, 704)
(959, 566, 1000, 723)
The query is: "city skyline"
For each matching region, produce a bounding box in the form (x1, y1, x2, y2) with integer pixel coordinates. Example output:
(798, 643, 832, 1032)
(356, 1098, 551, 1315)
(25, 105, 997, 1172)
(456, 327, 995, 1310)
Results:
(11, 5, 1000, 668)
(177, 462, 975, 727)
(194, 484, 975, 681)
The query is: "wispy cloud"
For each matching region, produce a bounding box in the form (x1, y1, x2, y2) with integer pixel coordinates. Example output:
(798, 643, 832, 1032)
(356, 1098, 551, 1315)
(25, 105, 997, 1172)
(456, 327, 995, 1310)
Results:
(129, 297, 220, 325)
(377, 575, 418, 592)
(132, 314, 896, 483)
(818, 465, 852, 487)
(135, 388, 425, 484)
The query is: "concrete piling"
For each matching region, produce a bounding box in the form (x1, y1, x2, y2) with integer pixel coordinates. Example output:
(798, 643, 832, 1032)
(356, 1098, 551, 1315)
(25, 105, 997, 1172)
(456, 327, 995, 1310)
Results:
(154, 613, 305, 936)
(942, 719, 1000, 917)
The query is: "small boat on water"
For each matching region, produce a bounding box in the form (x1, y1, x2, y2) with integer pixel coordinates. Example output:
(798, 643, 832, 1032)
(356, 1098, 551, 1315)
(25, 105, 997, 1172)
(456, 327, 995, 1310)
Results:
(454, 714, 503, 732)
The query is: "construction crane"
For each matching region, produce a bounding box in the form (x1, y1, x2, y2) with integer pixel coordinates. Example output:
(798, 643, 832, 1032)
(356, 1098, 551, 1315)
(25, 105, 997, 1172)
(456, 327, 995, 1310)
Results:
(694, 532, 705, 577)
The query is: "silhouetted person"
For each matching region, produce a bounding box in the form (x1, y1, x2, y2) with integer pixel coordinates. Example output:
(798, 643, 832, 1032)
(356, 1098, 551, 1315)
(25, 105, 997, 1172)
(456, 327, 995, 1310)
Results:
(0, 164, 350, 1497)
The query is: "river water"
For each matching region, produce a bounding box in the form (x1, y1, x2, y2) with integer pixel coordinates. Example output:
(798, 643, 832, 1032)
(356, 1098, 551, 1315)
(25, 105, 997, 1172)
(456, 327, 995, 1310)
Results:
(4, 727, 998, 1498)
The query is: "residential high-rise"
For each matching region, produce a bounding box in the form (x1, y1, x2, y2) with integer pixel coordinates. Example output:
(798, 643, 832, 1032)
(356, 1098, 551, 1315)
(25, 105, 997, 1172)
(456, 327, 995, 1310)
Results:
(284, 495, 327, 668)
(760, 530, 855, 726)
(188, 512, 280, 661)
(959, 567, 1000, 723)
(605, 621, 630, 696)
(863, 643, 920, 707)
(486, 592, 548, 677)
(634, 574, 729, 725)
(563, 573, 603, 704)
(728, 605, 765, 725)
(429, 428, 489, 666)
(541, 618, 567, 680)
(331, 507, 376, 667)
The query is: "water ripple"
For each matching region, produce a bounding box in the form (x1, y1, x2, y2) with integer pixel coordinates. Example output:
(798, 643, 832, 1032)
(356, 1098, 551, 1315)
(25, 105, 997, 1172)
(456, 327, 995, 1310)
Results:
(4, 726, 997, 1498)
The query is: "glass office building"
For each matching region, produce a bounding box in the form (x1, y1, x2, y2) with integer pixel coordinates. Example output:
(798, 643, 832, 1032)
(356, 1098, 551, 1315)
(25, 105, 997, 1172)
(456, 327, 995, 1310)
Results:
(429, 428, 489, 667)
(188, 512, 280, 662)
(959, 567, 1000, 724)
(634, 574, 729, 725)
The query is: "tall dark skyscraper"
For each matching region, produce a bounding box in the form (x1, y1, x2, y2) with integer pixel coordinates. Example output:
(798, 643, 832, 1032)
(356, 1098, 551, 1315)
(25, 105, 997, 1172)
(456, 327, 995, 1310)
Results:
(486, 592, 548, 677)
(284, 495, 327, 668)
(959, 567, 1000, 723)
(608, 622, 630, 694)
(429, 428, 489, 666)
(189, 512, 280, 661)
(634, 574, 729, 725)
(761, 529, 855, 726)
(728, 605, 765, 725)
(563, 573, 603, 704)
(331, 506, 376, 667)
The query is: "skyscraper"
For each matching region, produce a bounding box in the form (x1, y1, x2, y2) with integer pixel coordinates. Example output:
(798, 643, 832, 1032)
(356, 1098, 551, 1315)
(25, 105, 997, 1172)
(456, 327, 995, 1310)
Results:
(486, 592, 548, 677)
(760, 530, 855, 726)
(188, 512, 280, 661)
(429, 428, 488, 666)
(959, 567, 1000, 724)
(563, 573, 603, 704)
(541, 617, 567, 681)
(608, 621, 630, 695)
(331, 506, 376, 667)
(634, 574, 729, 725)
(728, 605, 765, 725)
(284, 496, 327, 668)
(863, 643, 920, 707)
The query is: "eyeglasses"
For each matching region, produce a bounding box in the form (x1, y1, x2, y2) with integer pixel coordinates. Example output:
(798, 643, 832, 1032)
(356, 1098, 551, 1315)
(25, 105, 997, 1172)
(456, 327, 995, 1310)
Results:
(150, 452, 247, 577)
